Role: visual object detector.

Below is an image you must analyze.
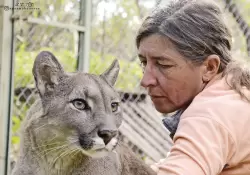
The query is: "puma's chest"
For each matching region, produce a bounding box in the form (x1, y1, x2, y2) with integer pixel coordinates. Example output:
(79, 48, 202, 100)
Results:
(37, 152, 122, 175)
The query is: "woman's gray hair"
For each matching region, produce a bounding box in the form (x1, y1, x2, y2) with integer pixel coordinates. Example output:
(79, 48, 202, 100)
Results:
(136, 0, 250, 101)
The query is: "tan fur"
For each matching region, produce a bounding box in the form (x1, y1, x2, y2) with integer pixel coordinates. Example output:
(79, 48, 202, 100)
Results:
(12, 51, 156, 175)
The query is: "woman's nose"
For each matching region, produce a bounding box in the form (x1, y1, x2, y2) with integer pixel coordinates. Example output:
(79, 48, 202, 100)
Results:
(140, 66, 157, 88)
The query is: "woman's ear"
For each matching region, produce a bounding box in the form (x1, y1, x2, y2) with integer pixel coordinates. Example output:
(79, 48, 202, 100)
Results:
(32, 51, 64, 97)
(202, 54, 221, 82)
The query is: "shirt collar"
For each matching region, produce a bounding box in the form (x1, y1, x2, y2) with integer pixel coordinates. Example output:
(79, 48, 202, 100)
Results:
(162, 110, 184, 139)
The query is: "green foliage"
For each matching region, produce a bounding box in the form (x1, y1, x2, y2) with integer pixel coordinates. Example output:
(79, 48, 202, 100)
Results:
(12, 116, 21, 144)
(15, 43, 77, 87)
(89, 51, 142, 91)
(15, 44, 142, 90)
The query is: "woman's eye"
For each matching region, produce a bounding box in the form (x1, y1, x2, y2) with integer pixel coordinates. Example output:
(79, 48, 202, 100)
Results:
(156, 62, 173, 68)
(111, 102, 119, 112)
(72, 99, 89, 110)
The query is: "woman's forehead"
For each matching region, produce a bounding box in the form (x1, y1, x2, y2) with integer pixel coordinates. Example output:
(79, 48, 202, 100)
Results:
(138, 34, 185, 62)
(139, 34, 172, 48)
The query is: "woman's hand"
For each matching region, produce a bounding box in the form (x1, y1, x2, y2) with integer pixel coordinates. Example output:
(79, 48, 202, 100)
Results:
(150, 153, 170, 173)
(150, 162, 160, 173)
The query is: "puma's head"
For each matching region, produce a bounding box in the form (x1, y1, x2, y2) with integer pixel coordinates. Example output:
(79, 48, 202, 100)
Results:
(30, 51, 122, 158)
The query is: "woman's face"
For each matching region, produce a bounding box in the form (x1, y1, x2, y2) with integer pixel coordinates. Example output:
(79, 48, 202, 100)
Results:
(138, 34, 207, 113)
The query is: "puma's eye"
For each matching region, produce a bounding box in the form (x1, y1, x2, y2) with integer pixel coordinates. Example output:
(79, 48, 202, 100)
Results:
(111, 102, 119, 112)
(72, 99, 89, 111)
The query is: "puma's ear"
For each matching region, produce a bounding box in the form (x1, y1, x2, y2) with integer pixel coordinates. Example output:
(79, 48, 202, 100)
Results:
(100, 59, 120, 86)
(32, 51, 64, 96)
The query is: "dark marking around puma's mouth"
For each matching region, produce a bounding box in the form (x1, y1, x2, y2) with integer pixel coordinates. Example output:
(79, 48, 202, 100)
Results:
(78, 134, 94, 150)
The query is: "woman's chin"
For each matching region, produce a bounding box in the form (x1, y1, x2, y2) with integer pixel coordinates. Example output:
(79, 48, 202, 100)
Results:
(152, 101, 177, 114)
(154, 105, 176, 114)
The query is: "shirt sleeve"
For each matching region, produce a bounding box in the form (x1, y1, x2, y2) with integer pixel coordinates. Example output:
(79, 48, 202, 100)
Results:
(157, 116, 236, 175)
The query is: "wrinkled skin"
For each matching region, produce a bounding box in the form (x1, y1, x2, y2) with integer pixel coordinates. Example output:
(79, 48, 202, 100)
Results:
(138, 34, 220, 113)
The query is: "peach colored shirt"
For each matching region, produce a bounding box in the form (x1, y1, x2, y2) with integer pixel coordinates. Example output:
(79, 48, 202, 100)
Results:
(157, 74, 250, 175)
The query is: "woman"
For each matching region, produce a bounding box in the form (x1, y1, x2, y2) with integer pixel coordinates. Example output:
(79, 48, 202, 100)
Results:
(136, 0, 250, 174)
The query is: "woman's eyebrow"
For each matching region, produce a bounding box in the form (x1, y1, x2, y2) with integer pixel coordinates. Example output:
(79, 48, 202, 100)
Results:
(138, 54, 172, 61)
(151, 56, 171, 61)
(138, 54, 175, 64)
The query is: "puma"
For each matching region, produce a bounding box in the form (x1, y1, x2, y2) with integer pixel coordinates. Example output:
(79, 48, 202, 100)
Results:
(11, 51, 156, 175)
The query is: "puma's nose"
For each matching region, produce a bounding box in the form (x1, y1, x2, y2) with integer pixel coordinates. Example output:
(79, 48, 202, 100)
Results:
(97, 130, 117, 145)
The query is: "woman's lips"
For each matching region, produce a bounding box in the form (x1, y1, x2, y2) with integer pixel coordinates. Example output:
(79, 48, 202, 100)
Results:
(150, 95, 165, 100)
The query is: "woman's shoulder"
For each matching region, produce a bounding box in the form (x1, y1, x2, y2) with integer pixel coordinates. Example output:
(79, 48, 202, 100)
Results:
(183, 76, 250, 120)
(181, 76, 250, 145)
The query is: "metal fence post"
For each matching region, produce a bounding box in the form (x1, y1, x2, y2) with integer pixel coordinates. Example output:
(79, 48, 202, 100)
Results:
(77, 0, 92, 72)
(0, 0, 14, 174)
